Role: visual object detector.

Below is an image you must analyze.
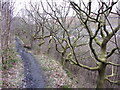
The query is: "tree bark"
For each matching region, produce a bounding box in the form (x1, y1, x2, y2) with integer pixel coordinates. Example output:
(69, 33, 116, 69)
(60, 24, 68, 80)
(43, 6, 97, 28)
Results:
(96, 63, 106, 89)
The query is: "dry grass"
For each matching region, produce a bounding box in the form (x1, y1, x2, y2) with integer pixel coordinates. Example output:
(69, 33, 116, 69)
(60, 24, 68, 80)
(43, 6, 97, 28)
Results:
(2, 39, 25, 88)
(34, 54, 79, 88)
(2, 57, 24, 88)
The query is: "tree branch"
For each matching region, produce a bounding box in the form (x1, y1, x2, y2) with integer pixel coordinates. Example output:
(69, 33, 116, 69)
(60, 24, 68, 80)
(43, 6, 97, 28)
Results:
(107, 62, 120, 66)
(102, 25, 120, 47)
(105, 78, 120, 85)
(66, 53, 99, 71)
(105, 74, 117, 78)
(107, 48, 118, 58)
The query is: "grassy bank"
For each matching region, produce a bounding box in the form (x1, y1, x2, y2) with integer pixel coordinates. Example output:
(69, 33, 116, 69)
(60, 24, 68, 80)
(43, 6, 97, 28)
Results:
(34, 53, 78, 88)
(2, 43, 24, 88)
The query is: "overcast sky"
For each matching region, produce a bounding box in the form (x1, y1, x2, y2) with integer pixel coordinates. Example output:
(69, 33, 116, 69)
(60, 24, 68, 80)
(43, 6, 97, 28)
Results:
(14, 0, 119, 16)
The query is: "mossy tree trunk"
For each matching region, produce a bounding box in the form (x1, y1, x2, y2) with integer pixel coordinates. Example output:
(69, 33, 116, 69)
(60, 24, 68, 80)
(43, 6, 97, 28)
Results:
(97, 63, 106, 88)
(96, 44, 107, 88)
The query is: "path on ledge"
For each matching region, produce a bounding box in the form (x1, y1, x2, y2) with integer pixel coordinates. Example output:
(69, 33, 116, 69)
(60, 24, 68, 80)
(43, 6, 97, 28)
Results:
(15, 37, 46, 88)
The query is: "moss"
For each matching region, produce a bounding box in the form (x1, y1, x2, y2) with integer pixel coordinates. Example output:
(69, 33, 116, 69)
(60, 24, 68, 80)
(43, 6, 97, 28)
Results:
(61, 85, 70, 88)
(4, 59, 18, 69)
(65, 69, 72, 77)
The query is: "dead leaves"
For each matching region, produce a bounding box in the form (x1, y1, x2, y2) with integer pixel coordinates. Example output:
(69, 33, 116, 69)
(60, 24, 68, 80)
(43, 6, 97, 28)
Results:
(35, 54, 77, 88)
(2, 55, 24, 88)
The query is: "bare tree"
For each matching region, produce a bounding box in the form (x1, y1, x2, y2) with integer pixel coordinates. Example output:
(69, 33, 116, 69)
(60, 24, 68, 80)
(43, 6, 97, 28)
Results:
(14, 0, 120, 88)
(41, 0, 120, 88)
(70, 0, 120, 88)
(0, 0, 14, 68)
(41, 0, 90, 65)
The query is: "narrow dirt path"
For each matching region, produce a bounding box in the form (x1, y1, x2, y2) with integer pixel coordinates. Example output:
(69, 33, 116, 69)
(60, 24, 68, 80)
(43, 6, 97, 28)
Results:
(15, 37, 46, 88)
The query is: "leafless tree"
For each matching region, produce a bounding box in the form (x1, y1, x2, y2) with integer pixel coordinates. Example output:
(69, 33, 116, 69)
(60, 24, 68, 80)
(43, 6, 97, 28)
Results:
(70, 0, 120, 88)
(41, 0, 90, 65)
(42, 0, 120, 88)
(0, 0, 14, 68)
(13, 0, 120, 88)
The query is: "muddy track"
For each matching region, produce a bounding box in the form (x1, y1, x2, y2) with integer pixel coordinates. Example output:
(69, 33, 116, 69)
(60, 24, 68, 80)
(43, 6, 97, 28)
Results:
(15, 37, 46, 88)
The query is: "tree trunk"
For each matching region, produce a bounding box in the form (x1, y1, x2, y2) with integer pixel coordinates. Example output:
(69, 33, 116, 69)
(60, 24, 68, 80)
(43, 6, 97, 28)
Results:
(0, 1, 13, 69)
(61, 52, 65, 65)
(96, 63, 106, 89)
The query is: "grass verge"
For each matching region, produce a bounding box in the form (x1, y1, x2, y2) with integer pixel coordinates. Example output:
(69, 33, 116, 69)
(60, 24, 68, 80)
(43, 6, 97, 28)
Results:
(2, 47, 24, 88)
(34, 54, 78, 88)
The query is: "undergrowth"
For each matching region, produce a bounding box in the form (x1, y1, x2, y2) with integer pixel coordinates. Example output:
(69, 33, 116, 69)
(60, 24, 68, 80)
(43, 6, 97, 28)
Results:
(34, 54, 78, 88)
(2, 45, 24, 88)
(2, 48, 18, 70)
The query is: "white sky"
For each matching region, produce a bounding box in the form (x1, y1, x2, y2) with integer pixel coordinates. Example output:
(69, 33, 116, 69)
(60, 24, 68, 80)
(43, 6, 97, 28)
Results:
(14, 0, 119, 16)
(14, 0, 64, 15)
